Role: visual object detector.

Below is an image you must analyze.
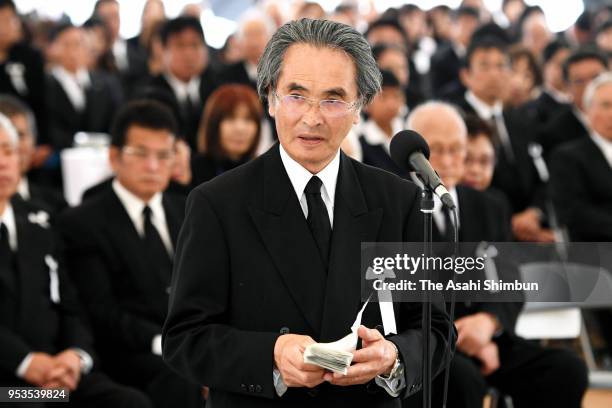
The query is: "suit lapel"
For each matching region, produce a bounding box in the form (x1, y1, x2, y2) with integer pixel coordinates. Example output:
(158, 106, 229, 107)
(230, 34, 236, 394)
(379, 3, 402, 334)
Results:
(162, 195, 182, 249)
(248, 146, 327, 335)
(319, 154, 382, 342)
(13, 211, 46, 333)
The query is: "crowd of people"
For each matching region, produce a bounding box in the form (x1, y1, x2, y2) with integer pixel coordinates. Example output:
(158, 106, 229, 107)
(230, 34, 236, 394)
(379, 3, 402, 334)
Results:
(0, 0, 611, 406)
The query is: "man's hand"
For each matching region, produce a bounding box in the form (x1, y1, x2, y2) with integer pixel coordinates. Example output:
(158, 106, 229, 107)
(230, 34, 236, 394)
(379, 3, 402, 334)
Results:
(455, 313, 498, 356)
(512, 208, 542, 241)
(274, 334, 326, 388)
(23, 353, 56, 386)
(43, 350, 82, 391)
(474, 342, 500, 376)
(325, 326, 397, 386)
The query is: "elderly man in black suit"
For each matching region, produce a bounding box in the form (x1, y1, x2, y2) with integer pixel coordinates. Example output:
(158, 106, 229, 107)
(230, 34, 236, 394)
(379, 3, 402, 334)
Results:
(58, 101, 203, 408)
(407, 101, 588, 408)
(162, 18, 455, 408)
(0, 113, 151, 407)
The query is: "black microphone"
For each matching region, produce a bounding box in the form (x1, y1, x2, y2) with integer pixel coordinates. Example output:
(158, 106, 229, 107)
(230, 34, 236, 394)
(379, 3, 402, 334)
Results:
(390, 130, 457, 210)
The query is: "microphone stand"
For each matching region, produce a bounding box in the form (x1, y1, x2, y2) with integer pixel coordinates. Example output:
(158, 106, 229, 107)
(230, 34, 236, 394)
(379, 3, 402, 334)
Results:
(420, 188, 434, 408)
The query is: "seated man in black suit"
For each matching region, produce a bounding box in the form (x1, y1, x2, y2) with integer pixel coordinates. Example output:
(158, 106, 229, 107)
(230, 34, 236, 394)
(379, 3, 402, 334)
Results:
(163, 18, 454, 407)
(519, 40, 571, 127)
(58, 101, 203, 408)
(136, 17, 218, 151)
(407, 101, 588, 408)
(550, 72, 612, 242)
(452, 35, 551, 242)
(0, 114, 150, 407)
(0, 95, 67, 214)
(539, 48, 608, 158)
(358, 70, 408, 178)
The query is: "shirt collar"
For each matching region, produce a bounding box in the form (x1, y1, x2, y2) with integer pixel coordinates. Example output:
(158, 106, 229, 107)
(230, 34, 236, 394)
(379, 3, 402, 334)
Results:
(279, 143, 340, 207)
(0, 203, 17, 251)
(112, 179, 164, 228)
(590, 131, 612, 168)
(164, 72, 201, 103)
(244, 61, 258, 82)
(51, 65, 90, 88)
(361, 116, 405, 152)
(465, 90, 503, 119)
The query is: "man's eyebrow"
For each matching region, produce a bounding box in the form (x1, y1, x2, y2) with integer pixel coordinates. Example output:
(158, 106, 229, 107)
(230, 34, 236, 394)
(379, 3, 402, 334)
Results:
(285, 82, 308, 92)
(323, 88, 348, 98)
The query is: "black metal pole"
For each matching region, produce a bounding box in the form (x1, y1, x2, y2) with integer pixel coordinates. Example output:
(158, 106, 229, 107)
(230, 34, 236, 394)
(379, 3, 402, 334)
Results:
(421, 188, 434, 408)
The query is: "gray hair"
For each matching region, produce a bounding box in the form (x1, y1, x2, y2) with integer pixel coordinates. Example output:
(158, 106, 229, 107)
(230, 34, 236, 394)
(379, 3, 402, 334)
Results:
(0, 112, 19, 148)
(407, 101, 467, 136)
(583, 71, 612, 110)
(257, 18, 381, 106)
(236, 8, 277, 41)
(0, 94, 37, 142)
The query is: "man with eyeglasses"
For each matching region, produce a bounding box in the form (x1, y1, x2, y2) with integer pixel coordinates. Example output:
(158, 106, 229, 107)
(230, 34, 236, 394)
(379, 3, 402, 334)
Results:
(58, 101, 204, 408)
(539, 48, 609, 158)
(163, 18, 454, 408)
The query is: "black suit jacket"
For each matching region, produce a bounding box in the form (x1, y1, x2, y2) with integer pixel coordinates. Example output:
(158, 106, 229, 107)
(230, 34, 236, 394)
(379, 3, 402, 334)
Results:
(162, 144, 454, 407)
(358, 135, 409, 179)
(18, 179, 67, 215)
(453, 96, 543, 213)
(433, 186, 521, 334)
(0, 43, 47, 144)
(539, 107, 589, 159)
(57, 188, 186, 355)
(45, 70, 122, 149)
(0, 199, 94, 380)
(430, 43, 463, 99)
(549, 136, 612, 241)
(520, 90, 571, 128)
(216, 60, 256, 89)
(139, 70, 218, 151)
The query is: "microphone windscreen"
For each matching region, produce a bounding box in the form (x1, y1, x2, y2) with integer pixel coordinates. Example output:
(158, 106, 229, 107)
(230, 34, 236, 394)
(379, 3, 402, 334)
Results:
(390, 130, 430, 171)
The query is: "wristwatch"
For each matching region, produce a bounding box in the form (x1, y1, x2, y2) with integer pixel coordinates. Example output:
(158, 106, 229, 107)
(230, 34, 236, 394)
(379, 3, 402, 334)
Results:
(379, 341, 402, 380)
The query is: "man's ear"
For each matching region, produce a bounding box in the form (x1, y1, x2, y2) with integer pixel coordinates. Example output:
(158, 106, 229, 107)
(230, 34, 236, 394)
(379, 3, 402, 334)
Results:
(108, 146, 120, 173)
(352, 108, 361, 125)
(267, 92, 276, 118)
(459, 67, 470, 88)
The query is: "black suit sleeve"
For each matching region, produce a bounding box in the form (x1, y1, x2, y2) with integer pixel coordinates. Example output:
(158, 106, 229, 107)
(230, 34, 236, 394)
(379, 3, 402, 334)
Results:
(163, 188, 281, 399)
(59, 215, 162, 352)
(550, 146, 612, 240)
(0, 327, 32, 374)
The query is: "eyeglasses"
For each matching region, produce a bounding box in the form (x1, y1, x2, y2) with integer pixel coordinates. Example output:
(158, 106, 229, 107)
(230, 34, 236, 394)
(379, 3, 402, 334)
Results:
(273, 92, 359, 118)
(122, 146, 175, 164)
(430, 144, 466, 158)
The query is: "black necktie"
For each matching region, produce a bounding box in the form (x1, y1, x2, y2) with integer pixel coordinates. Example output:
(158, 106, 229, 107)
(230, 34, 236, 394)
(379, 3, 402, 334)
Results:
(0, 222, 17, 325)
(142, 206, 172, 283)
(442, 207, 454, 242)
(305, 176, 332, 267)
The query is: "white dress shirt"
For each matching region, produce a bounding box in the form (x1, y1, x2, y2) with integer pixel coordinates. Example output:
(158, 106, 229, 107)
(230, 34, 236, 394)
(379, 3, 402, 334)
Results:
(51, 66, 91, 112)
(465, 91, 514, 162)
(111, 180, 173, 256)
(0, 204, 94, 377)
(165, 72, 201, 107)
(112, 39, 129, 72)
(279, 143, 338, 226)
(274, 144, 405, 397)
(432, 187, 460, 235)
(591, 132, 612, 168)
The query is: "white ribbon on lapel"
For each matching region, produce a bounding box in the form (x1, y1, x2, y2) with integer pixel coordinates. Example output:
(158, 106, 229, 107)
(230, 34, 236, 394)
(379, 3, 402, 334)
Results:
(476, 241, 500, 293)
(45, 255, 60, 304)
(28, 211, 50, 229)
(365, 267, 397, 335)
(6, 63, 28, 95)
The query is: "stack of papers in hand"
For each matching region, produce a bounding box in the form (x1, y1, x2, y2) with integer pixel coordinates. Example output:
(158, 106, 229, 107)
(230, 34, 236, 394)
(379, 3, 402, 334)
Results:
(303, 296, 371, 375)
(303, 332, 356, 374)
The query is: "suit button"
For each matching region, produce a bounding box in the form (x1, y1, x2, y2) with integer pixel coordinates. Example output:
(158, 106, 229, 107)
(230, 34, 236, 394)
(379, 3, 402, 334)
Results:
(240, 383, 247, 391)
(248, 384, 255, 393)
(255, 385, 262, 393)
(166, 286, 172, 294)
(280, 326, 290, 334)
(307, 388, 319, 397)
